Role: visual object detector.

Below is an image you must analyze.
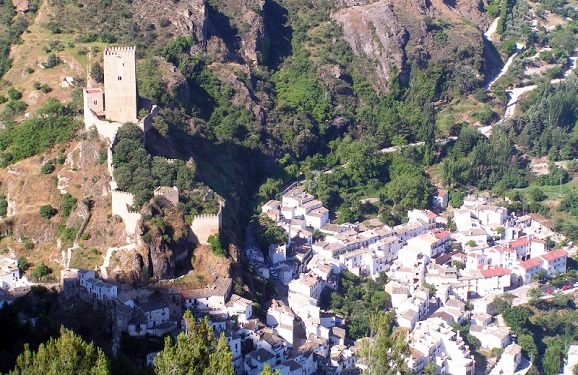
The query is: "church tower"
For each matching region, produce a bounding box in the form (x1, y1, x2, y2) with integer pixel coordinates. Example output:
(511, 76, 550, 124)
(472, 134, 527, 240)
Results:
(103, 46, 138, 124)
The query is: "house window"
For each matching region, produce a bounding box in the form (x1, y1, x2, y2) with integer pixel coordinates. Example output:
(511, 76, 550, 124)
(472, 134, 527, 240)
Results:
(93, 100, 97, 105)
(118, 76, 122, 81)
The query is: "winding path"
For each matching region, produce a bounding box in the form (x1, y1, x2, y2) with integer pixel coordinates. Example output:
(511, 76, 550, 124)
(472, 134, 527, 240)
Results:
(484, 17, 500, 40)
(480, 15, 578, 136)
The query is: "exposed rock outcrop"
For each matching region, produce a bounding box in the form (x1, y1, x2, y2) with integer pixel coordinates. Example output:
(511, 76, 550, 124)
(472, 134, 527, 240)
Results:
(333, 1, 408, 87)
(333, 0, 494, 90)
(134, 198, 190, 280)
(133, 0, 208, 47)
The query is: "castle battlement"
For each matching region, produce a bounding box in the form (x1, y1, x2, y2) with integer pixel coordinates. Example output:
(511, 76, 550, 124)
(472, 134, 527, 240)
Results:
(189, 202, 224, 245)
(104, 46, 136, 55)
(193, 214, 220, 221)
(112, 190, 135, 198)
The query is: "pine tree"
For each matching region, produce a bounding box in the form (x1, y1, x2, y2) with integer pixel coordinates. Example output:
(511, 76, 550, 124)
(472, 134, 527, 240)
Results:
(358, 311, 410, 375)
(10, 327, 110, 375)
(154, 311, 235, 375)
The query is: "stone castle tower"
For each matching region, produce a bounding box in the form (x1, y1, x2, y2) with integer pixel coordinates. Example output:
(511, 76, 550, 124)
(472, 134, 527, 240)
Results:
(103, 46, 138, 124)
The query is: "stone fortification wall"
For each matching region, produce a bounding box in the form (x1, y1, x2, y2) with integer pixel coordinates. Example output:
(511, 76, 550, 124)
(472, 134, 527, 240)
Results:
(189, 203, 223, 244)
(83, 89, 123, 142)
(111, 190, 141, 236)
(104, 46, 138, 124)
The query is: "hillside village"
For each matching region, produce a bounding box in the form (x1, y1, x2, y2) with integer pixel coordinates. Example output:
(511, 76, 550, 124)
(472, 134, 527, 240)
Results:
(3, 0, 578, 372)
(4, 132, 576, 375)
(0, 40, 577, 375)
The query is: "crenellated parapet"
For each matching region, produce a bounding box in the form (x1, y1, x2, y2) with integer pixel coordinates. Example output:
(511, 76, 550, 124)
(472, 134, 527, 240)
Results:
(189, 201, 224, 245)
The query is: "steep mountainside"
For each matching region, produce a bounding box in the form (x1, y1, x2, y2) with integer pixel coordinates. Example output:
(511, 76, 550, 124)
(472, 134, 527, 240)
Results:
(334, 0, 498, 90)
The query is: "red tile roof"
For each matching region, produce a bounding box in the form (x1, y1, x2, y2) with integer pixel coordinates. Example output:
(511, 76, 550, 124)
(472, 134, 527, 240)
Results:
(509, 237, 530, 248)
(540, 249, 567, 262)
(479, 266, 511, 278)
(518, 257, 543, 270)
(437, 189, 449, 196)
(434, 230, 451, 240)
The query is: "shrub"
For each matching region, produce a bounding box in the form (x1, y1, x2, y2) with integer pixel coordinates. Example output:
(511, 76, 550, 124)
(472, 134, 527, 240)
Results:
(540, 50, 555, 63)
(39, 205, 57, 219)
(25, 67, 35, 74)
(40, 160, 55, 174)
(90, 62, 104, 83)
(40, 84, 52, 93)
(1, 100, 28, 120)
(159, 17, 171, 27)
(61, 193, 77, 218)
(33, 81, 41, 90)
(502, 39, 517, 56)
(17, 257, 29, 271)
(0, 195, 7, 217)
(7, 87, 22, 100)
(31, 263, 52, 280)
(207, 232, 227, 257)
(43, 54, 61, 69)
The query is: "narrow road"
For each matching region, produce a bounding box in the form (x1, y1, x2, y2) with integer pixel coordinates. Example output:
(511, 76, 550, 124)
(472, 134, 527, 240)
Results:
(379, 137, 457, 154)
(484, 50, 519, 90)
(484, 17, 500, 40)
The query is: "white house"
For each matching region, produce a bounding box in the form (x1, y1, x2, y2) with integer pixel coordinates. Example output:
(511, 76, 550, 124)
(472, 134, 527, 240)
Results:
(0, 258, 19, 289)
(433, 189, 449, 209)
(469, 326, 511, 350)
(78, 269, 96, 287)
(226, 294, 253, 323)
(266, 300, 296, 345)
(85, 278, 118, 301)
(288, 273, 324, 301)
(409, 317, 475, 375)
(406, 229, 451, 259)
(182, 277, 232, 312)
(489, 343, 522, 375)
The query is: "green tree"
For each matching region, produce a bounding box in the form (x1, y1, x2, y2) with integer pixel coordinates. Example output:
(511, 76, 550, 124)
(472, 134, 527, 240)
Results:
(358, 311, 409, 375)
(502, 306, 529, 332)
(385, 173, 434, 210)
(31, 263, 51, 280)
(39, 205, 57, 219)
(518, 334, 538, 363)
(259, 364, 280, 375)
(253, 215, 288, 252)
(17, 257, 29, 271)
(90, 62, 104, 83)
(61, 193, 78, 218)
(0, 195, 7, 217)
(424, 361, 437, 375)
(154, 311, 234, 375)
(207, 232, 227, 258)
(10, 327, 110, 374)
(543, 342, 563, 375)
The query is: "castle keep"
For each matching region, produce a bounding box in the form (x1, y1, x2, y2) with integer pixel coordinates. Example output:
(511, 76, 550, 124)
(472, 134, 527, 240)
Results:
(83, 46, 155, 142)
(103, 46, 138, 124)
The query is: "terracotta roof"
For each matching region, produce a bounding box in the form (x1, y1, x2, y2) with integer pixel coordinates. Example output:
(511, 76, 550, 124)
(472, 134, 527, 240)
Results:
(479, 266, 511, 278)
(541, 248, 567, 262)
(509, 237, 530, 248)
(437, 189, 449, 196)
(518, 257, 543, 270)
(434, 230, 451, 239)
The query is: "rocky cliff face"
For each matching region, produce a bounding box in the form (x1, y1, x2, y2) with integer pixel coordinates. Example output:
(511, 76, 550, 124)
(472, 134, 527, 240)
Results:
(333, 0, 492, 90)
(134, 198, 191, 280)
(333, 1, 408, 88)
(133, 0, 208, 47)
